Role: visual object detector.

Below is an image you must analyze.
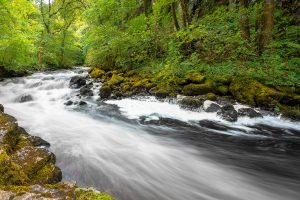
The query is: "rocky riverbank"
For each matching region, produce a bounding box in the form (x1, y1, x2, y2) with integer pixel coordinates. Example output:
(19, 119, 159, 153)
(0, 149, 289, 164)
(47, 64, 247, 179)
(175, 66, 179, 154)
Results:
(69, 67, 300, 121)
(0, 105, 114, 200)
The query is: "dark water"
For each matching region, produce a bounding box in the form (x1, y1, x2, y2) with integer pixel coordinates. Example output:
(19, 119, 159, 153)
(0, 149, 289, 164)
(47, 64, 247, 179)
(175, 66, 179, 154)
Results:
(0, 68, 299, 200)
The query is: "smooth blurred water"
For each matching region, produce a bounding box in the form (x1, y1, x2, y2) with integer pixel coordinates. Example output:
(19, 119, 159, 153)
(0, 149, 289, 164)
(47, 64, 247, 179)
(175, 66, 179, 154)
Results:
(0, 68, 299, 200)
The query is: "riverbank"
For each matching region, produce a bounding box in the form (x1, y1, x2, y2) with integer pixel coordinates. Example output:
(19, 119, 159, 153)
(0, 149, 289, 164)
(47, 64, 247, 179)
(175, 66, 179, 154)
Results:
(0, 105, 114, 199)
(88, 67, 300, 121)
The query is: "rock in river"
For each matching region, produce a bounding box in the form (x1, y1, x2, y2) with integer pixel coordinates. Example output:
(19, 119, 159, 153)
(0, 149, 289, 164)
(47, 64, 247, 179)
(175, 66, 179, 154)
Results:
(69, 76, 86, 89)
(217, 104, 238, 122)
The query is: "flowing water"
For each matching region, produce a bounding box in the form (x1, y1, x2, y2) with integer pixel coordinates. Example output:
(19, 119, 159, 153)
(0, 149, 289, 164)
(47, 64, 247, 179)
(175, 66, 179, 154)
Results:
(0, 68, 300, 200)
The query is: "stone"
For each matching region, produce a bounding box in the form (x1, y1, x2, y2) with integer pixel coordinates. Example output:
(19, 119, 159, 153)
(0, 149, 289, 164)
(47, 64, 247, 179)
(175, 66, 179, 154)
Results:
(100, 86, 111, 99)
(217, 104, 238, 122)
(19, 95, 33, 103)
(64, 100, 73, 106)
(69, 76, 86, 89)
(238, 108, 263, 118)
(203, 101, 221, 112)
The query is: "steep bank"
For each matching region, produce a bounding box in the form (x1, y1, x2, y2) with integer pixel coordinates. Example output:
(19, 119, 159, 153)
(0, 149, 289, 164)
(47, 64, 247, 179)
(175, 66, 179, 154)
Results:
(0, 105, 113, 200)
(89, 67, 300, 121)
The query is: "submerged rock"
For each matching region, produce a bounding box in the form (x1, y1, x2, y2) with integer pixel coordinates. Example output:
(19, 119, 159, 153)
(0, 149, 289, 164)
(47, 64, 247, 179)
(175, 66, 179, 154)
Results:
(79, 85, 93, 96)
(217, 104, 238, 122)
(238, 108, 263, 118)
(64, 100, 73, 106)
(19, 95, 33, 103)
(69, 76, 86, 89)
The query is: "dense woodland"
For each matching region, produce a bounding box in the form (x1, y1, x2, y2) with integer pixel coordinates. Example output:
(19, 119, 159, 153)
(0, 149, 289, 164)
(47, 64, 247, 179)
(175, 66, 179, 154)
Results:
(0, 0, 299, 88)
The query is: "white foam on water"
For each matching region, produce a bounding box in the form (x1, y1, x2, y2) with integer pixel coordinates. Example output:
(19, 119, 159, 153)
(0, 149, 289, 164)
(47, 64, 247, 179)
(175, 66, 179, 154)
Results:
(0, 68, 299, 200)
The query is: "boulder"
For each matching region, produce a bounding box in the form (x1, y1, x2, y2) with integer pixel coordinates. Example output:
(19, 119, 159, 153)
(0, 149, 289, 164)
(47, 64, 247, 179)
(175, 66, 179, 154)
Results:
(69, 76, 86, 89)
(229, 78, 282, 109)
(100, 86, 111, 99)
(0, 104, 3, 112)
(217, 104, 238, 122)
(149, 87, 169, 98)
(183, 80, 215, 96)
(78, 101, 87, 106)
(19, 95, 33, 103)
(238, 108, 263, 118)
(203, 101, 221, 113)
(64, 100, 73, 106)
(178, 97, 203, 110)
(79, 85, 93, 96)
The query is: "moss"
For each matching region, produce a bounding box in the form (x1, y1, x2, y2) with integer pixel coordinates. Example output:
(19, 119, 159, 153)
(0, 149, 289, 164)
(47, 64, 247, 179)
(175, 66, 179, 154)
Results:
(205, 93, 217, 101)
(214, 75, 232, 85)
(107, 74, 124, 86)
(100, 86, 112, 99)
(229, 78, 282, 109)
(90, 68, 106, 79)
(0, 185, 30, 195)
(75, 188, 114, 200)
(217, 85, 229, 95)
(0, 148, 29, 185)
(31, 163, 62, 184)
(0, 113, 20, 148)
(185, 72, 206, 84)
(132, 79, 150, 90)
(182, 80, 215, 96)
(149, 86, 170, 98)
(281, 106, 300, 121)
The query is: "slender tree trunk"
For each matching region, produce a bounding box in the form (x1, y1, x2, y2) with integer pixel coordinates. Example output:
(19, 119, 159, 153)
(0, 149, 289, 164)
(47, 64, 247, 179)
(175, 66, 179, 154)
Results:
(60, 31, 67, 67)
(171, 2, 180, 31)
(143, 0, 152, 17)
(258, 0, 275, 55)
(180, 0, 190, 28)
(240, 0, 250, 40)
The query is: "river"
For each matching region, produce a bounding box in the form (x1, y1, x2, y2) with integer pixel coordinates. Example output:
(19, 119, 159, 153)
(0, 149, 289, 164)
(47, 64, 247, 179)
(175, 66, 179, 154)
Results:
(0, 68, 299, 200)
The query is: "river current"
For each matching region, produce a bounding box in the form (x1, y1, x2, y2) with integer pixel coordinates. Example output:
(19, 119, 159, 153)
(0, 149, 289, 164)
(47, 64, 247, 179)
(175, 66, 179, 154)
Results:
(0, 68, 299, 200)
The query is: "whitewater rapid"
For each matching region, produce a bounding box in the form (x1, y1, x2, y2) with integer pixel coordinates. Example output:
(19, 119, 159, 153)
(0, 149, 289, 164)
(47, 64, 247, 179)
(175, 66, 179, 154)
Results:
(0, 68, 299, 200)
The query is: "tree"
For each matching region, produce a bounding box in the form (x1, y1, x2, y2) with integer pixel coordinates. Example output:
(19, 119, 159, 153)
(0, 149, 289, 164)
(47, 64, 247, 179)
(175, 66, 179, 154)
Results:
(239, 0, 250, 40)
(258, 0, 275, 54)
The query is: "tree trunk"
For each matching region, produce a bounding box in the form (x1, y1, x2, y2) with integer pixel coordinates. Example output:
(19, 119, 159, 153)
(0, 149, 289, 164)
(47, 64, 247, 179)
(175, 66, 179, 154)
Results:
(171, 2, 180, 31)
(180, 0, 190, 28)
(240, 0, 250, 40)
(258, 0, 275, 55)
(143, 0, 152, 17)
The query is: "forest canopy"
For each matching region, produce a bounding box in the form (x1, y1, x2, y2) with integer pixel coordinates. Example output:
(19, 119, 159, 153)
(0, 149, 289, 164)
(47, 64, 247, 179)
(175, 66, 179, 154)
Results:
(0, 0, 299, 87)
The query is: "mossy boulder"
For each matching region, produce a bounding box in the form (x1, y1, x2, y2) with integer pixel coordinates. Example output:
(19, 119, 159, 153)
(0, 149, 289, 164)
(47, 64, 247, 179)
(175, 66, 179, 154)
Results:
(215, 76, 232, 85)
(0, 113, 20, 148)
(149, 87, 170, 98)
(182, 80, 215, 96)
(178, 97, 204, 110)
(0, 148, 29, 185)
(185, 72, 206, 84)
(205, 93, 217, 101)
(90, 68, 106, 79)
(107, 74, 124, 86)
(229, 78, 282, 109)
(281, 106, 300, 121)
(100, 86, 112, 99)
(216, 85, 229, 96)
(11, 146, 56, 179)
(75, 188, 114, 200)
